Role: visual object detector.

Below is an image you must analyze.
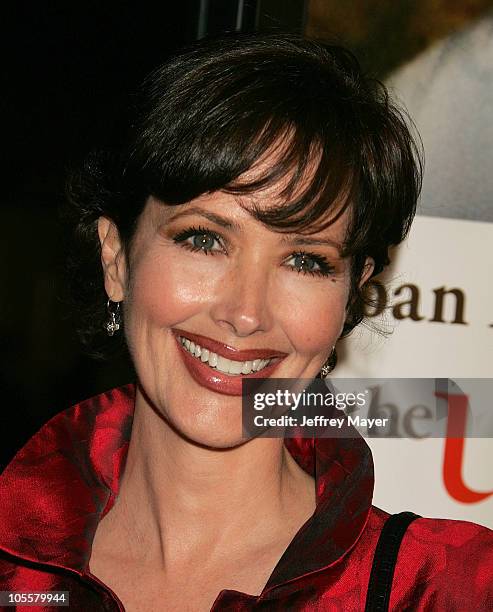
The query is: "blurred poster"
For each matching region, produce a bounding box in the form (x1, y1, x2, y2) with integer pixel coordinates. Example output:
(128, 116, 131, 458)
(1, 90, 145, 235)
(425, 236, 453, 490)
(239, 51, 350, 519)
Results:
(336, 13, 493, 527)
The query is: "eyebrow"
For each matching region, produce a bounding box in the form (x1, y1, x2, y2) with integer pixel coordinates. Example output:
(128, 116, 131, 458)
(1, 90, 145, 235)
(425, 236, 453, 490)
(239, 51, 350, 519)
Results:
(167, 206, 342, 250)
(167, 207, 242, 231)
(279, 235, 342, 250)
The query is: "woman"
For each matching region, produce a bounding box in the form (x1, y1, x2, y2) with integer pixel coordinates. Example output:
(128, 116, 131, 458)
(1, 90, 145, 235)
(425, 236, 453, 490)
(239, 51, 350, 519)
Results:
(0, 33, 492, 611)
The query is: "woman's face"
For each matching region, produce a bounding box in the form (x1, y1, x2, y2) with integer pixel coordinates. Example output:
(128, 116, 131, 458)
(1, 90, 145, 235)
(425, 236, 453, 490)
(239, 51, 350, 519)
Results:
(99, 185, 371, 448)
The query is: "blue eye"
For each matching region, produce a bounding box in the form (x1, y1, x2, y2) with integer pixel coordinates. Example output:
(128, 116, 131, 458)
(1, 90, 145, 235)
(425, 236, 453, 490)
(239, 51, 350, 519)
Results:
(192, 233, 216, 250)
(291, 253, 319, 272)
(173, 226, 223, 254)
(286, 251, 335, 277)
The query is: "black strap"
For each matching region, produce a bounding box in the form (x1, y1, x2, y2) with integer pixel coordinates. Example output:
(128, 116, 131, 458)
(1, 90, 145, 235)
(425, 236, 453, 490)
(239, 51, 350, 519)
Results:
(364, 511, 421, 612)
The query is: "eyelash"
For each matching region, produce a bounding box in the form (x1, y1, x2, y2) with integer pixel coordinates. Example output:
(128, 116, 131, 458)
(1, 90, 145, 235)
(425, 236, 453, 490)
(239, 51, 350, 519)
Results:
(172, 225, 224, 256)
(172, 225, 335, 277)
(288, 251, 335, 277)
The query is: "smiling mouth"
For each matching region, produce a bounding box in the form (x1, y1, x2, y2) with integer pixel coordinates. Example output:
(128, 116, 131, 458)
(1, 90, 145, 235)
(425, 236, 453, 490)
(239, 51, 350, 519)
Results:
(178, 336, 275, 376)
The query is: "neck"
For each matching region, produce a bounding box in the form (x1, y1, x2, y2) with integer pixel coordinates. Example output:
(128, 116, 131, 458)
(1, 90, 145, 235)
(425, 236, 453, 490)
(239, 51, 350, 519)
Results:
(94, 386, 316, 568)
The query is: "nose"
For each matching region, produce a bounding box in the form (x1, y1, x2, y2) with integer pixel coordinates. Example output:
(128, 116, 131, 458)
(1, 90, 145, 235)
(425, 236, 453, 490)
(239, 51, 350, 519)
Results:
(209, 255, 274, 338)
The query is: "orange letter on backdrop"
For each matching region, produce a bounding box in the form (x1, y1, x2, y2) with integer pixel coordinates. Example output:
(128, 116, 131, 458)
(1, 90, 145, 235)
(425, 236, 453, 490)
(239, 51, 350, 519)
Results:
(437, 390, 493, 503)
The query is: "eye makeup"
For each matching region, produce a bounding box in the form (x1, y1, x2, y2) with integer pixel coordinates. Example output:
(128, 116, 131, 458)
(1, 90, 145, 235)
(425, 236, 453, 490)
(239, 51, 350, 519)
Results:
(171, 224, 338, 278)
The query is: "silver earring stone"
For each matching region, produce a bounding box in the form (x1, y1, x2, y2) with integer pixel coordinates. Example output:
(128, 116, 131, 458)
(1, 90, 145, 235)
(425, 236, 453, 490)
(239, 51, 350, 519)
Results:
(105, 299, 122, 336)
(320, 347, 337, 377)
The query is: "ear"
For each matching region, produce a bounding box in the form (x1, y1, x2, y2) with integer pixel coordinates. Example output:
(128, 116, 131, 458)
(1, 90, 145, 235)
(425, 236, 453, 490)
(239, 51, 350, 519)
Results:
(97, 216, 127, 302)
(359, 256, 375, 288)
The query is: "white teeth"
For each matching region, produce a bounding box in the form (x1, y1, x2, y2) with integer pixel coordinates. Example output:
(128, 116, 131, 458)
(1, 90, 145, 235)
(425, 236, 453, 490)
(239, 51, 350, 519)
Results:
(179, 336, 272, 376)
(241, 361, 253, 374)
(229, 360, 244, 375)
(216, 356, 230, 374)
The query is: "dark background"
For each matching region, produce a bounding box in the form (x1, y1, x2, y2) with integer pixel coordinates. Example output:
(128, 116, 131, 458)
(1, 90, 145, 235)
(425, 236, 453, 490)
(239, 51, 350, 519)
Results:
(0, 0, 307, 469)
(2, 0, 491, 470)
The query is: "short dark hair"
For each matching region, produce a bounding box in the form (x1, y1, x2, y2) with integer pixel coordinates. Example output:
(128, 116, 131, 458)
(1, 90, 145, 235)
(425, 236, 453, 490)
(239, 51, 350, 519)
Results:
(64, 32, 423, 357)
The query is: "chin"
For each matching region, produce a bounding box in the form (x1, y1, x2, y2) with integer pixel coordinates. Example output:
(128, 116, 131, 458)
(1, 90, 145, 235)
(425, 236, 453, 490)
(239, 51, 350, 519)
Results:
(170, 416, 250, 450)
(161, 398, 251, 449)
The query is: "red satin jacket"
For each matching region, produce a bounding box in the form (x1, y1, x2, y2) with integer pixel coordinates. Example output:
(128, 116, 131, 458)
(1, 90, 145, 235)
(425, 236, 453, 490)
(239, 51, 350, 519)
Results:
(0, 384, 492, 611)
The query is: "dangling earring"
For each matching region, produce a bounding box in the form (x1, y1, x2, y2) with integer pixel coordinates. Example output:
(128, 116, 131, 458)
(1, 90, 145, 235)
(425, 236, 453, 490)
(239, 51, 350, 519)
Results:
(105, 299, 122, 336)
(320, 346, 337, 378)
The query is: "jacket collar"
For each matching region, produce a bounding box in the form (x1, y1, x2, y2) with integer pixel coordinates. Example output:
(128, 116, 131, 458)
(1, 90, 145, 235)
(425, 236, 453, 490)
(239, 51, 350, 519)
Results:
(0, 384, 373, 589)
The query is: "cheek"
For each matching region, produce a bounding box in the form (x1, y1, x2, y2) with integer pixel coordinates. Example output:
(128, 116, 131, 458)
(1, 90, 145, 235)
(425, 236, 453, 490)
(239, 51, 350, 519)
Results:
(277, 276, 349, 355)
(125, 250, 217, 329)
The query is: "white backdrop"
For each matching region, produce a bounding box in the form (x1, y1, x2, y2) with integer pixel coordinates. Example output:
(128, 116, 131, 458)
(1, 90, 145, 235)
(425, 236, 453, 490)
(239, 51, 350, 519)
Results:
(337, 14, 493, 528)
(337, 217, 493, 527)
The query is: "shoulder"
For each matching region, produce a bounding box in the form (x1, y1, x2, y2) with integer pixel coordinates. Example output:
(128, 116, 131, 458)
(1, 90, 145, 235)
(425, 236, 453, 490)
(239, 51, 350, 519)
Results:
(368, 507, 493, 610)
(400, 512, 493, 572)
(0, 385, 136, 577)
(0, 384, 135, 477)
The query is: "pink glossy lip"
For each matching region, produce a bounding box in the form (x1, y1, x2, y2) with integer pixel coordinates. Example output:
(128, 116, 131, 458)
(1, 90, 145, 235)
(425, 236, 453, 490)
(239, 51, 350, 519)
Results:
(172, 329, 287, 396)
(171, 329, 288, 361)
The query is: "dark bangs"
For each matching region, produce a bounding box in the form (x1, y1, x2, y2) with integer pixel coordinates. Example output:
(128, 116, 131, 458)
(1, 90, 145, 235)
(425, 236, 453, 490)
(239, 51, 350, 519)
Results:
(64, 33, 422, 354)
(123, 34, 421, 273)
